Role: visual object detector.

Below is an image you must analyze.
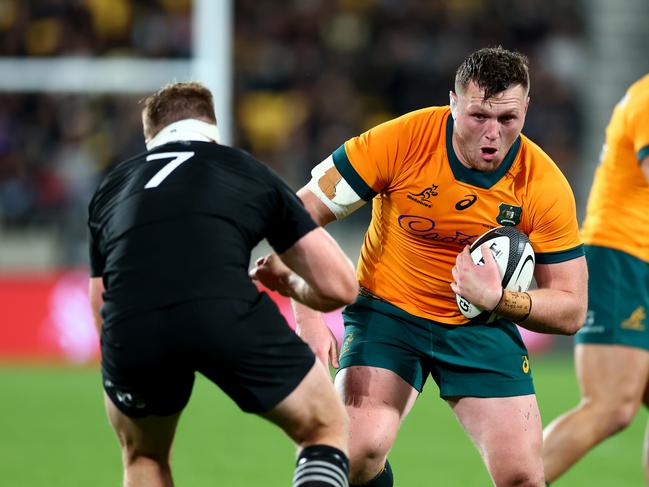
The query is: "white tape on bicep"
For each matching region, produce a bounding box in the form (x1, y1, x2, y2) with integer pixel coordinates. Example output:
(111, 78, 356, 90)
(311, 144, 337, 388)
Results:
(305, 155, 367, 219)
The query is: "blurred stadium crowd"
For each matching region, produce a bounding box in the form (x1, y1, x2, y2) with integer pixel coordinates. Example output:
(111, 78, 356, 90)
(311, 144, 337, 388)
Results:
(0, 0, 585, 266)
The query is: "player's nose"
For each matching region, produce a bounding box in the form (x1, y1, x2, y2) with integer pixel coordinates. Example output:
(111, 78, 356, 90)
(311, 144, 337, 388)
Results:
(483, 119, 499, 140)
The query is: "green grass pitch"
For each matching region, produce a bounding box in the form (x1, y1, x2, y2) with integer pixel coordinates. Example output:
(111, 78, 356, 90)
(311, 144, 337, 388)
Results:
(0, 355, 646, 486)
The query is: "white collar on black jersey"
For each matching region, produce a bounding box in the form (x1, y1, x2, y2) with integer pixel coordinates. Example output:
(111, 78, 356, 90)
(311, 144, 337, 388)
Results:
(146, 119, 220, 150)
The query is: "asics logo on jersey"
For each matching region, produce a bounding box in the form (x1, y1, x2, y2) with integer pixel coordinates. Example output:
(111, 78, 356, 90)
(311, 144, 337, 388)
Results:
(407, 184, 439, 208)
(455, 194, 477, 210)
(397, 215, 476, 246)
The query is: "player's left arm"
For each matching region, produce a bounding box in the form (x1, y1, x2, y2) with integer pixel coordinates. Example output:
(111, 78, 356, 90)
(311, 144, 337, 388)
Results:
(520, 256, 588, 335)
(88, 276, 105, 334)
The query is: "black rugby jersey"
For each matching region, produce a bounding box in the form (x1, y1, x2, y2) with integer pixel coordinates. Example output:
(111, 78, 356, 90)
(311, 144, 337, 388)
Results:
(88, 141, 317, 323)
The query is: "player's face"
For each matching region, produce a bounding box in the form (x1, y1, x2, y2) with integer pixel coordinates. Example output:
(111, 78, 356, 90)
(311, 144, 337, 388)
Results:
(450, 81, 529, 172)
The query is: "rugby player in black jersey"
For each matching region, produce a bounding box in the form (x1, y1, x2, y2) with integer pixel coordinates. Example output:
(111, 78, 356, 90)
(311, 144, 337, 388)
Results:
(88, 82, 356, 487)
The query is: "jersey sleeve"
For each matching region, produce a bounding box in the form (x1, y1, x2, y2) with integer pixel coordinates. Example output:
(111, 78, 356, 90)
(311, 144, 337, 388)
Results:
(265, 174, 319, 254)
(334, 111, 425, 197)
(88, 223, 105, 277)
(625, 86, 649, 161)
(526, 168, 584, 264)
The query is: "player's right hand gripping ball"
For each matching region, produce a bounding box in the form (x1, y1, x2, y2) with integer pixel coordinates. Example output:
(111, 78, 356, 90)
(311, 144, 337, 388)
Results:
(456, 226, 535, 320)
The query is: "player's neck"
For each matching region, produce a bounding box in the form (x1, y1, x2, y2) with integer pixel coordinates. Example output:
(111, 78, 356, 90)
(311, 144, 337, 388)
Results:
(147, 119, 220, 150)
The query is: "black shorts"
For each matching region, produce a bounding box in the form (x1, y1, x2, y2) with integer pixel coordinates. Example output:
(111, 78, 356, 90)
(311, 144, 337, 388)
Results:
(101, 293, 315, 418)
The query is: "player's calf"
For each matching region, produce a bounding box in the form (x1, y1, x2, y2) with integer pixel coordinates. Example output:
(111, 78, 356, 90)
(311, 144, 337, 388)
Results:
(293, 444, 349, 487)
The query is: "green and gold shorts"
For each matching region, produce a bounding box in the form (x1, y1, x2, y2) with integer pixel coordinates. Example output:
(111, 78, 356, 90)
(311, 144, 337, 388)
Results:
(575, 245, 649, 351)
(338, 295, 534, 398)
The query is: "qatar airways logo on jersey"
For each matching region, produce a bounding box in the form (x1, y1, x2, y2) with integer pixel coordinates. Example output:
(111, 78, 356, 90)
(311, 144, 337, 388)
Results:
(397, 215, 477, 245)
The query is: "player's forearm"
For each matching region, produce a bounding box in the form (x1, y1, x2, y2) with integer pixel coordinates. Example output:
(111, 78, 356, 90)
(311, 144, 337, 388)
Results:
(292, 300, 328, 332)
(286, 274, 352, 312)
(515, 288, 586, 335)
(88, 277, 105, 334)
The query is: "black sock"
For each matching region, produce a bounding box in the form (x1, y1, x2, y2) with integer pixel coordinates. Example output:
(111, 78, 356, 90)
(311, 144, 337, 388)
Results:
(293, 444, 349, 487)
(351, 459, 393, 487)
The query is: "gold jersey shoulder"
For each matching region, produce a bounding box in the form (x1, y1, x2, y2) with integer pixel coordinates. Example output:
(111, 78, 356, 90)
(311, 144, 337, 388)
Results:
(335, 106, 582, 324)
(581, 74, 649, 262)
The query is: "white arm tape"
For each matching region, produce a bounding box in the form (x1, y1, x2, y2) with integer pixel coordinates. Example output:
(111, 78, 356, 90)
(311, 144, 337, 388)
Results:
(305, 155, 367, 220)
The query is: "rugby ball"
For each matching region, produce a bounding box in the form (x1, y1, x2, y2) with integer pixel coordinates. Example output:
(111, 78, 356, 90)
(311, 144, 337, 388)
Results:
(455, 226, 535, 320)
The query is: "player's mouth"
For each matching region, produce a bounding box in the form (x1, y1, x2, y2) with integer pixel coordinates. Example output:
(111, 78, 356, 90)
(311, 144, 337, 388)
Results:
(480, 146, 498, 160)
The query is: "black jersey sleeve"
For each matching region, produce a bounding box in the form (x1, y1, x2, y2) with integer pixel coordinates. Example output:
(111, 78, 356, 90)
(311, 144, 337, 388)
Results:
(265, 176, 318, 254)
(88, 223, 105, 277)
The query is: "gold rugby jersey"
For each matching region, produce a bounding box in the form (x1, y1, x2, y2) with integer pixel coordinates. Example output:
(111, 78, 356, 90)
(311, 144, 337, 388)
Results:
(333, 106, 583, 324)
(581, 74, 649, 262)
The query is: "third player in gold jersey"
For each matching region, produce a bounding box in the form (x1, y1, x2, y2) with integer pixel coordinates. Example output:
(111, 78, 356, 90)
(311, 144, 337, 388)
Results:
(543, 73, 649, 484)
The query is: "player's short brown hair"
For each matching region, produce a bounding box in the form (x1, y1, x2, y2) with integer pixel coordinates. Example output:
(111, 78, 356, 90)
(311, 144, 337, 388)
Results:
(141, 82, 217, 140)
(455, 46, 530, 100)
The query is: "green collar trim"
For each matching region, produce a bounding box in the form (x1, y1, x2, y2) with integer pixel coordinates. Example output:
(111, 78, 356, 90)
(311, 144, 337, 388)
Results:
(638, 144, 649, 162)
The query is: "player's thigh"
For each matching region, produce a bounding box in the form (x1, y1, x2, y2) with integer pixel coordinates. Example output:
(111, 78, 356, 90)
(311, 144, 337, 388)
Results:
(104, 392, 180, 458)
(448, 394, 542, 464)
(195, 293, 317, 414)
(335, 366, 418, 452)
(261, 361, 345, 444)
(337, 296, 426, 449)
(101, 307, 196, 419)
(576, 344, 649, 404)
(336, 365, 418, 418)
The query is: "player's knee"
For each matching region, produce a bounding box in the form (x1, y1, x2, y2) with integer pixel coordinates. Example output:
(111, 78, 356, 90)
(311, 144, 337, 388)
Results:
(347, 433, 390, 474)
(487, 445, 544, 487)
(491, 467, 545, 487)
(582, 396, 639, 434)
(606, 402, 638, 433)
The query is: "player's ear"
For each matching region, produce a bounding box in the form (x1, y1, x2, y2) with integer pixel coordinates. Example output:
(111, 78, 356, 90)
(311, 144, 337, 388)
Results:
(141, 111, 152, 144)
(449, 91, 458, 119)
